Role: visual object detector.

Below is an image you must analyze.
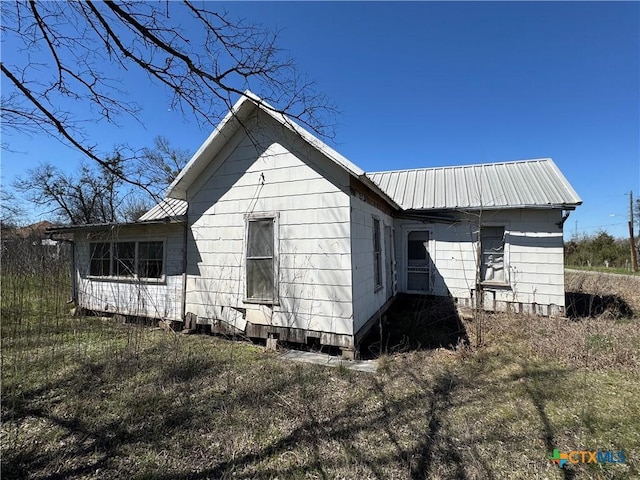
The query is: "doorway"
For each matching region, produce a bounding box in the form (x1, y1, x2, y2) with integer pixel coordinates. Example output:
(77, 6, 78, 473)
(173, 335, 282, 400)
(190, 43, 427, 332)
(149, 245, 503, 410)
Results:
(407, 230, 430, 292)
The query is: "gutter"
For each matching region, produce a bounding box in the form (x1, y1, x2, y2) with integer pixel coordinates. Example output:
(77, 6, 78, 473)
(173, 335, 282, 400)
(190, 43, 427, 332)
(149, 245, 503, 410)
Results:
(45, 216, 187, 234)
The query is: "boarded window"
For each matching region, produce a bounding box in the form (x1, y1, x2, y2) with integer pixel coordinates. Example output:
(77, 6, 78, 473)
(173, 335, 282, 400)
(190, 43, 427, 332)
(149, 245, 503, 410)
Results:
(246, 218, 276, 302)
(90, 242, 110, 276)
(138, 241, 164, 278)
(481, 226, 505, 282)
(373, 218, 382, 289)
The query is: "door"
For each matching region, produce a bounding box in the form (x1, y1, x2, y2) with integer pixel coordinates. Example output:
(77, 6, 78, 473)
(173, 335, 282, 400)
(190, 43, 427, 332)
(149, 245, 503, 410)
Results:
(407, 230, 430, 292)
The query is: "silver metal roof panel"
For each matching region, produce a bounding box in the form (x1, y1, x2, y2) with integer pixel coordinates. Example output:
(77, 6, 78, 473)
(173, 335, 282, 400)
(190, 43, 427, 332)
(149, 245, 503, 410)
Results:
(138, 198, 188, 221)
(367, 158, 582, 211)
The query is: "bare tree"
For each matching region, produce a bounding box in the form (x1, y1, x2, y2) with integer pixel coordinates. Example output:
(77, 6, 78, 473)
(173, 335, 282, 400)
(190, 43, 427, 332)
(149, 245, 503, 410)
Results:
(1, 1, 334, 194)
(0, 189, 23, 229)
(14, 157, 125, 225)
(119, 195, 153, 223)
(13, 136, 191, 224)
(136, 136, 191, 197)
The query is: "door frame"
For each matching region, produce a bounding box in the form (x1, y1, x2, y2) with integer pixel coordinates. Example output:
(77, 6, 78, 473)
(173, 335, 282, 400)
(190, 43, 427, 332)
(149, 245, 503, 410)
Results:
(384, 225, 397, 297)
(400, 225, 435, 294)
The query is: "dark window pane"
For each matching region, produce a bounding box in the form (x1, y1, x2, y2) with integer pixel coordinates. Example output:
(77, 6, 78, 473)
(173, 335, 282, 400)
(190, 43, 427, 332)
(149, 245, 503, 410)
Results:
(247, 258, 273, 300)
(140, 260, 163, 279)
(139, 241, 163, 260)
(373, 219, 382, 287)
(115, 242, 135, 277)
(138, 241, 163, 278)
(248, 220, 273, 257)
(90, 242, 110, 276)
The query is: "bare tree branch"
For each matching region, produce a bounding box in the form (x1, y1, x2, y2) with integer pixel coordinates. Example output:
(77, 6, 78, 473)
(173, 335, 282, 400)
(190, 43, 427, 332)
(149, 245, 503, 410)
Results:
(1, 0, 335, 193)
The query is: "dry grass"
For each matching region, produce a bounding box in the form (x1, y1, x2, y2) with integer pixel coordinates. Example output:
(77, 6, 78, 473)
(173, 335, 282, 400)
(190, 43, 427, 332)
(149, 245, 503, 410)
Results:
(2, 271, 639, 479)
(566, 269, 640, 315)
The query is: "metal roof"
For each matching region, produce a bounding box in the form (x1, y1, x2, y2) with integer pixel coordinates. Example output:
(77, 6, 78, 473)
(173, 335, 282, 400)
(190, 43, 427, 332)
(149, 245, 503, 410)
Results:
(367, 158, 582, 211)
(138, 198, 188, 221)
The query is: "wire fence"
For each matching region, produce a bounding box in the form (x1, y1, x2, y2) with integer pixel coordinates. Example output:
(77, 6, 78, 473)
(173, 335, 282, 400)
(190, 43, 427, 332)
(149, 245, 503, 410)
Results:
(1, 235, 72, 329)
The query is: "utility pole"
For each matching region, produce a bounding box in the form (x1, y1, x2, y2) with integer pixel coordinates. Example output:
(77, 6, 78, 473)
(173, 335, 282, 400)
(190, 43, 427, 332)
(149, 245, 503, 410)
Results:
(630, 191, 638, 272)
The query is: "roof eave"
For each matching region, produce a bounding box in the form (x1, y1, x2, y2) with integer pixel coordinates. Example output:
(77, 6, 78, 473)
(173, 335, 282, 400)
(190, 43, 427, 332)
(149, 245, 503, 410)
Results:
(358, 174, 401, 210)
(164, 91, 399, 210)
(45, 217, 186, 234)
(166, 96, 257, 200)
(453, 203, 582, 212)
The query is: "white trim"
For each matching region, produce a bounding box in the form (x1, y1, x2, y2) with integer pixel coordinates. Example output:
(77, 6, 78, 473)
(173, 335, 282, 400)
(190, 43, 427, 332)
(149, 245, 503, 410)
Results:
(372, 215, 383, 292)
(87, 237, 167, 283)
(243, 212, 280, 305)
(479, 223, 510, 287)
(165, 91, 400, 209)
(400, 224, 434, 294)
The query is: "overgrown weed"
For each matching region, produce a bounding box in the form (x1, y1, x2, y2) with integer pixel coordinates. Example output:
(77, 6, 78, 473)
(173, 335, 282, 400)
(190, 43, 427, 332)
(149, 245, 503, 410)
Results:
(2, 244, 639, 479)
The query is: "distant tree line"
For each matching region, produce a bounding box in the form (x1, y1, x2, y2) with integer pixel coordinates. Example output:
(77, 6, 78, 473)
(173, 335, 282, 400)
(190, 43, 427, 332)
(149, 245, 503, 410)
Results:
(565, 231, 636, 269)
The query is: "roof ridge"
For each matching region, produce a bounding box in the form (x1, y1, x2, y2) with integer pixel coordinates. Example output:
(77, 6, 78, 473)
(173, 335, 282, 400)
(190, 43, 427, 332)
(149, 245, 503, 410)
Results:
(367, 157, 552, 175)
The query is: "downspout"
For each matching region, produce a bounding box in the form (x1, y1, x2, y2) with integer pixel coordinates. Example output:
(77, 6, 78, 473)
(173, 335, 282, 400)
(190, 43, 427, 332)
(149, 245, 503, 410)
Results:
(181, 215, 188, 321)
(557, 210, 572, 228)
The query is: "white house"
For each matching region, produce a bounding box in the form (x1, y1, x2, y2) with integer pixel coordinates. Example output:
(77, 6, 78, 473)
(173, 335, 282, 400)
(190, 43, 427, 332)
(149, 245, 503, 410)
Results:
(49, 92, 582, 355)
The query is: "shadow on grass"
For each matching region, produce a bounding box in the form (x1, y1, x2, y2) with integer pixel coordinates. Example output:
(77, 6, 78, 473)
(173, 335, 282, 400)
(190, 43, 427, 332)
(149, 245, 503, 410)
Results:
(512, 360, 578, 480)
(360, 294, 469, 359)
(4, 313, 595, 480)
(565, 292, 633, 319)
(1, 337, 502, 480)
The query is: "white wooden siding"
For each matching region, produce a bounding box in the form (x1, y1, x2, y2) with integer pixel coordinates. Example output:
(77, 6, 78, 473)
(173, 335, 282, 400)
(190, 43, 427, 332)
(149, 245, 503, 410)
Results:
(394, 209, 566, 315)
(184, 110, 354, 336)
(74, 224, 184, 321)
(351, 196, 394, 332)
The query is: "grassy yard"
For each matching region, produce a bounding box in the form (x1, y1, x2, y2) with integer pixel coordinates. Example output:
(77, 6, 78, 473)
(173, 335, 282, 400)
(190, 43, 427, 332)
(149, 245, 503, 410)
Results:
(566, 265, 640, 277)
(2, 275, 639, 479)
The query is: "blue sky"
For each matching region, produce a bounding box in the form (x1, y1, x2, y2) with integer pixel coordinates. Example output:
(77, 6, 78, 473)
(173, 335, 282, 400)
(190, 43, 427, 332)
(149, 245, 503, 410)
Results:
(2, 1, 638, 239)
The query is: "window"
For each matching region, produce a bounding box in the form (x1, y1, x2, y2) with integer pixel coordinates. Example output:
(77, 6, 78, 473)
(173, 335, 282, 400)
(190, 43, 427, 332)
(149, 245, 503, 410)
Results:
(138, 242, 164, 279)
(115, 242, 135, 277)
(246, 217, 277, 303)
(90, 242, 110, 276)
(373, 217, 382, 289)
(481, 226, 505, 283)
(89, 241, 164, 279)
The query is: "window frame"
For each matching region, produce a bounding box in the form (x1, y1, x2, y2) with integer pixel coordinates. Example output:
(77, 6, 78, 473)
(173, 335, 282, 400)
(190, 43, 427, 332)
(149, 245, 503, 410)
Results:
(480, 225, 508, 286)
(244, 213, 279, 305)
(88, 239, 166, 282)
(137, 241, 165, 280)
(114, 241, 136, 277)
(89, 242, 111, 277)
(373, 216, 383, 291)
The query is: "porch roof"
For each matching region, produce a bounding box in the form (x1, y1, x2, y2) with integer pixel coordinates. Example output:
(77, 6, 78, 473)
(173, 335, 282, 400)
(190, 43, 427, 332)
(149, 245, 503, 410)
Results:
(138, 198, 188, 221)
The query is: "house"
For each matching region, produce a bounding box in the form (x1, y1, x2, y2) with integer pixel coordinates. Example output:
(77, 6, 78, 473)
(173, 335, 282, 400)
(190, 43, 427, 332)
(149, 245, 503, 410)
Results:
(48, 92, 582, 356)
(2, 220, 63, 253)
